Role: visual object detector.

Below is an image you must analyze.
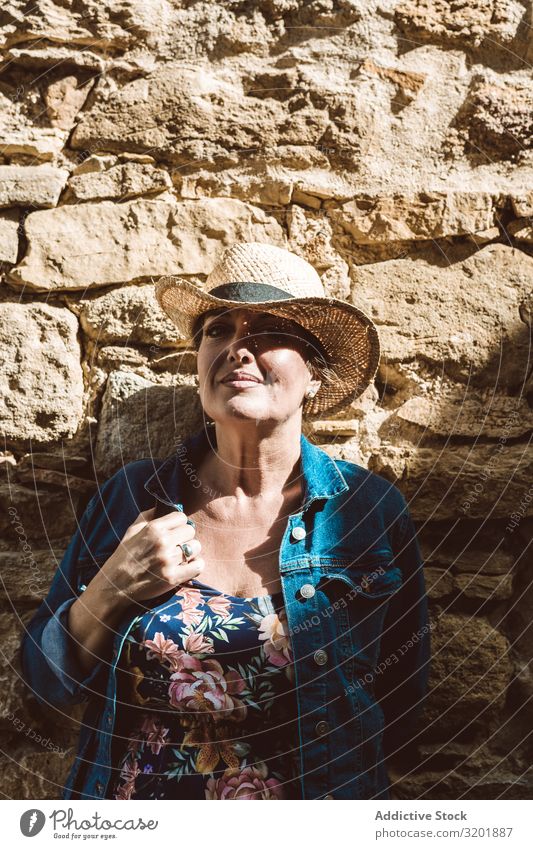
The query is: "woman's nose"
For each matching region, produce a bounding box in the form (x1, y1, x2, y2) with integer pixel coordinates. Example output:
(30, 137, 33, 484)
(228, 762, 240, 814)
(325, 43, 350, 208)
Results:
(227, 330, 257, 360)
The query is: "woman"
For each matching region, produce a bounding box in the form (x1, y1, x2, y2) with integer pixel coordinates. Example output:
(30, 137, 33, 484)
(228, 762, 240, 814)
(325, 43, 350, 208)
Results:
(20, 242, 430, 801)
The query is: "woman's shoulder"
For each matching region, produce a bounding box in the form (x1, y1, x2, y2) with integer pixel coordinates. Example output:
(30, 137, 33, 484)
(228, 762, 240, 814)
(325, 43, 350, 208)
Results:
(332, 455, 409, 515)
(85, 455, 171, 521)
(97, 455, 170, 493)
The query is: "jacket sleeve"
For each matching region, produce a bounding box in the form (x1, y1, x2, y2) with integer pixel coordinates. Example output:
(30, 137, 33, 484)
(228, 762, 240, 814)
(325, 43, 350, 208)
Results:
(19, 490, 110, 712)
(374, 499, 431, 761)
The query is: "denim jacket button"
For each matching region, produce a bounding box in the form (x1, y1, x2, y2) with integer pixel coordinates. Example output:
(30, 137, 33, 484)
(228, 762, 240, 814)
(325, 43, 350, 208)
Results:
(95, 781, 104, 794)
(106, 714, 113, 726)
(291, 526, 306, 541)
(315, 720, 330, 736)
(313, 649, 328, 666)
(300, 583, 315, 599)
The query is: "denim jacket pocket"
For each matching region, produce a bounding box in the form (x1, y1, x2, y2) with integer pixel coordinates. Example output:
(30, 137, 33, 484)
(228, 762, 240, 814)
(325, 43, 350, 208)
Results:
(316, 561, 403, 684)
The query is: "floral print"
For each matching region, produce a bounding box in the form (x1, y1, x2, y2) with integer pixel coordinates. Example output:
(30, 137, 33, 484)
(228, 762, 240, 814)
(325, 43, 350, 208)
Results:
(258, 609, 294, 681)
(107, 579, 300, 800)
(143, 632, 182, 668)
(182, 631, 214, 654)
(205, 763, 284, 800)
(167, 655, 248, 720)
(140, 715, 170, 755)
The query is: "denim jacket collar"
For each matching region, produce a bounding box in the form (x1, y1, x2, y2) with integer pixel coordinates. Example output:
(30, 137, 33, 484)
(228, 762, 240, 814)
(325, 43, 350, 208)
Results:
(143, 425, 349, 512)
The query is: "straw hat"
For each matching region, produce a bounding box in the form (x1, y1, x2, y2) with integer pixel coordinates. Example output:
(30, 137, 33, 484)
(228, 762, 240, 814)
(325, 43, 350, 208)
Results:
(155, 242, 380, 416)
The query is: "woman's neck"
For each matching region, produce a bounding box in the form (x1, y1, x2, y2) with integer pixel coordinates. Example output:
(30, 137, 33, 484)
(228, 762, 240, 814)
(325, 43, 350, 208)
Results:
(199, 418, 303, 501)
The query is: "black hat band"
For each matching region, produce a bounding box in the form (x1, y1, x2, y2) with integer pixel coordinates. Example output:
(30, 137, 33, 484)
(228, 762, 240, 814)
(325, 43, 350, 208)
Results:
(208, 282, 294, 302)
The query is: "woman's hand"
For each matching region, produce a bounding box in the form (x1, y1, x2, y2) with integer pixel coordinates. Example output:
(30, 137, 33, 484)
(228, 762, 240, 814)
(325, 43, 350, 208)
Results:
(67, 507, 204, 678)
(93, 506, 204, 607)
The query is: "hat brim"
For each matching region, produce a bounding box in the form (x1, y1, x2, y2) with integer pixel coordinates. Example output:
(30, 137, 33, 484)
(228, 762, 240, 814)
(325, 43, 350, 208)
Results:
(155, 275, 381, 416)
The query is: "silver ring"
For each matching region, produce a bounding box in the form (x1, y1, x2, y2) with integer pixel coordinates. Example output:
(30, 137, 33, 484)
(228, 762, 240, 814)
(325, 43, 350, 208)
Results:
(178, 542, 194, 561)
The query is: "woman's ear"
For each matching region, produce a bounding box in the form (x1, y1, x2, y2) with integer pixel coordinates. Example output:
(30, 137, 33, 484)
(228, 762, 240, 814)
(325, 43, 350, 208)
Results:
(305, 380, 321, 399)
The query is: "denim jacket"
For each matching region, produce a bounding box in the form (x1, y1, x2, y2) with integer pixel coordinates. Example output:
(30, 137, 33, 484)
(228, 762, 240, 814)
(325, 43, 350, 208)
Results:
(20, 425, 430, 800)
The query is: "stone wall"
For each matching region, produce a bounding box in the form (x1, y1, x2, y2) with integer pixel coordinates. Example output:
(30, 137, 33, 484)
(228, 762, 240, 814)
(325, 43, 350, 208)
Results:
(1, 0, 533, 799)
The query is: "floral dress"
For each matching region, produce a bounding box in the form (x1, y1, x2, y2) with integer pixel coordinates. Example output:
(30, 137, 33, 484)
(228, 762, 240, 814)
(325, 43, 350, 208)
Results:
(106, 578, 301, 800)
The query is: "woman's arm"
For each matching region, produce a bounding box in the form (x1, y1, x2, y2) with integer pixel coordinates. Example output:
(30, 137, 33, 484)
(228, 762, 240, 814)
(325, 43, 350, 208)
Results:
(19, 490, 112, 711)
(65, 504, 203, 678)
(66, 574, 134, 678)
(20, 479, 204, 710)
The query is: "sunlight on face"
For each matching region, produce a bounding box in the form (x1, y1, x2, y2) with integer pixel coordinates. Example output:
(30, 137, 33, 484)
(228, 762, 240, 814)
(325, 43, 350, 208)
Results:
(196, 308, 317, 426)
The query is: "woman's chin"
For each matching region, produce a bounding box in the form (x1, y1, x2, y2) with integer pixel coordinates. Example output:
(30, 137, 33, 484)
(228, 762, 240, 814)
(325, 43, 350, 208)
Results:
(215, 398, 271, 422)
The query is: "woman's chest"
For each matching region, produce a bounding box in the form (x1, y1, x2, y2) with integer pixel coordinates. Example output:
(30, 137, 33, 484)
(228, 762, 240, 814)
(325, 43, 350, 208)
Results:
(117, 583, 295, 712)
(187, 515, 287, 598)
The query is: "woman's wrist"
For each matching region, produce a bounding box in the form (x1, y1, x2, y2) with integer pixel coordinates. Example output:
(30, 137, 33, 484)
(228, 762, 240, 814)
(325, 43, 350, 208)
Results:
(82, 570, 135, 624)
(67, 576, 134, 678)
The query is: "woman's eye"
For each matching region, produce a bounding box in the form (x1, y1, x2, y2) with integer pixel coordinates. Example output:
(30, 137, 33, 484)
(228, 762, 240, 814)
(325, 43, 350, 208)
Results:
(204, 323, 227, 337)
(203, 320, 295, 344)
(258, 324, 289, 337)
(265, 328, 302, 346)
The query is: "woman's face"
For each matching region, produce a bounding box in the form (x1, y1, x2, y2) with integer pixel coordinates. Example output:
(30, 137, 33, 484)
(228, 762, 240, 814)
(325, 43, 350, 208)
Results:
(196, 307, 320, 425)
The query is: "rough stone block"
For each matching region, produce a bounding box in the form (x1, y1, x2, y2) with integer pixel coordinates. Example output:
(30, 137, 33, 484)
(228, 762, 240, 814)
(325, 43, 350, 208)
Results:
(0, 302, 83, 445)
(9, 197, 284, 291)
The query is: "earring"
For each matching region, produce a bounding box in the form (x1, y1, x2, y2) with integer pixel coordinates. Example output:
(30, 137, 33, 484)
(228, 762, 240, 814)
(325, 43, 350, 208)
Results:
(305, 387, 317, 399)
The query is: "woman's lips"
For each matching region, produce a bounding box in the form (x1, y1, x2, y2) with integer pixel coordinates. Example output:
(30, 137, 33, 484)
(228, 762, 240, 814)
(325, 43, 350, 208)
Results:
(221, 378, 263, 388)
